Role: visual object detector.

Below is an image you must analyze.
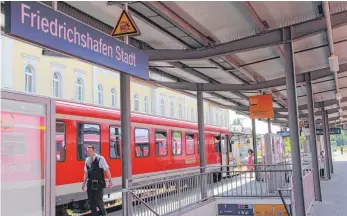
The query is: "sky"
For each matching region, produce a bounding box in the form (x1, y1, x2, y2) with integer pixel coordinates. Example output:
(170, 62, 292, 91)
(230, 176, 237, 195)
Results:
(229, 110, 281, 134)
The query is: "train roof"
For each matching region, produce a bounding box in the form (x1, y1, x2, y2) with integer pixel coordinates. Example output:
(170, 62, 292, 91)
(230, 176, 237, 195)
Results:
(56, 101, 229, 134)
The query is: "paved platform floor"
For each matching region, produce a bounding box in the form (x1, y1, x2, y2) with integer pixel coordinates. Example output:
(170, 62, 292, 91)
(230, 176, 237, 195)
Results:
(309, 153, 347, 216)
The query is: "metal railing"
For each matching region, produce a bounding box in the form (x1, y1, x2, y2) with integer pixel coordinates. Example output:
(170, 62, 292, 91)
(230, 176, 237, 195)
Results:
(279, 189, 292, 216)
(125, 164, 296, 216)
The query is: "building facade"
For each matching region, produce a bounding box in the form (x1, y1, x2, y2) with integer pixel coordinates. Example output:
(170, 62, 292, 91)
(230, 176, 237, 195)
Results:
(1, 36, 230, 128)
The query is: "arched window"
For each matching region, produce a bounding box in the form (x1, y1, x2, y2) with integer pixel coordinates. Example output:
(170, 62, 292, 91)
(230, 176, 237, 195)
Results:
(178, 104, 182, 119)
(76, 78, 84, 102)
(144, 96, 148, 113)
(191, 108, 194, 121)
(98, 84, 103, 105)
(25, 66, 34, 93)
(134, 93, 139, 111)
(52, 72, 61, 97)
(224, 116, 228, 127)
(170, 101, 174, 118)
(160, 98, 165, 116)
(111, 88, 117, 108)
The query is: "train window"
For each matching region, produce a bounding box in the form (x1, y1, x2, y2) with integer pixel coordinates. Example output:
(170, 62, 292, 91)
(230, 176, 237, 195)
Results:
(135, 128, 150, 158)
(56, 121, 66, 162)
(155, 130, 168, 156)
(110, 126, 121, 159)
(186, 133, 195, 155)
(77, 123, 101, 160)
(172, 131, 182, 155)
(214, 135, 221, 153)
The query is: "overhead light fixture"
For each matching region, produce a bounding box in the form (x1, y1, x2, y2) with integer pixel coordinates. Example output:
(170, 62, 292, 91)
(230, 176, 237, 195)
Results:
(329, 55, 339, 72)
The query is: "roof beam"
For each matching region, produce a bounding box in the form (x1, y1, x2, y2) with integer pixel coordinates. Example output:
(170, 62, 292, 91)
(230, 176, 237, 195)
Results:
(145, 1, 288, 107)
(145, 10, 347, 61)
(170, 62, 249, 101)
(224, 96, 347, 112)
(150, 68, 249, 109)
(155, 63, 347, 91)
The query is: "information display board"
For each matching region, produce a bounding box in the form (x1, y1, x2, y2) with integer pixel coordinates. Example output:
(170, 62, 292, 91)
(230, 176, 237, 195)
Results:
(218, 204, 254, 215)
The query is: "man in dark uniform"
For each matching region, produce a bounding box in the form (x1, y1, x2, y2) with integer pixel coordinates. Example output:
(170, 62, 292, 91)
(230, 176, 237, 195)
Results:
(82, 145, 113, 216)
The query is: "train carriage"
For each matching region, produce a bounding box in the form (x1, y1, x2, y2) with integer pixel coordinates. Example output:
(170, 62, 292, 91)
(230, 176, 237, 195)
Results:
(53, 101, 232, 212)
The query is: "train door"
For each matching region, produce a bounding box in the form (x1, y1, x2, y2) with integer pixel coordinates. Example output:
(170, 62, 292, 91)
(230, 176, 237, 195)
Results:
(220, 134, 228, 178)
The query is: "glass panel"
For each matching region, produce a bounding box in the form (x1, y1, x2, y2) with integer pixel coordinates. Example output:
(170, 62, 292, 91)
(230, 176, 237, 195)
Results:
(135, 128, 149, 157)
(172, 132, 182, 155)
(186, 133, 195, 155)
(110, 126, 121, 158)
(1, 99, 46, 216)
(77, 123, 101, 160)
(56, 122, 66, 161)
(155, 131, 167, 156)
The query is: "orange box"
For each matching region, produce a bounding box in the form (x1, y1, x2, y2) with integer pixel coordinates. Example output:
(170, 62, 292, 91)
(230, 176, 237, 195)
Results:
(254, 204, 273, 216)
(249, 94, 274, 119)
(273, 204, 290, 216)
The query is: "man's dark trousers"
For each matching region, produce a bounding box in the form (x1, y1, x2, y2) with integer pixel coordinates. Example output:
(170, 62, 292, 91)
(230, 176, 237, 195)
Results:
(87, 186, 107, 216)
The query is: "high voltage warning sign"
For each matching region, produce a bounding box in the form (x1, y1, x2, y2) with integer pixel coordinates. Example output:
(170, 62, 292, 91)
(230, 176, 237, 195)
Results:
(111, 10, 140, 37)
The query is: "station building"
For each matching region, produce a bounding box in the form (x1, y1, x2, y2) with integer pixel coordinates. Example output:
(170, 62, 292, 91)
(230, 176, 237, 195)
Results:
(1, 35, 230, 128)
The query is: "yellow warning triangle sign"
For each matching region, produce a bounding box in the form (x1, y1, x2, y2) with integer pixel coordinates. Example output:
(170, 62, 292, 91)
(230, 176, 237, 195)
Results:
(111, 10, 140, 38)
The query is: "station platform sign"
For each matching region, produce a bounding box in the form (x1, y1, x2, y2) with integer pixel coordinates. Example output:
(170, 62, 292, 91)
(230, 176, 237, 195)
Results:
(5, 1, 149, 79)
(277, 128, 341, 136)
(217, 203, 291, 216)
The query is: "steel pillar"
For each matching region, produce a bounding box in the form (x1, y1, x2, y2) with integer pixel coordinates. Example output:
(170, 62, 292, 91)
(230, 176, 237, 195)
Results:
(305, 73, 322, 201)
(283, 28, 306, 216)
(121, 3, 132, 216)
(252, 119, 260, 181)
(252, 119, 257, 165)
(197, 85, 207, 199)
(325, 111, 334, 174)
(267, 118, 271, 133)
(321, 106, 331, 179)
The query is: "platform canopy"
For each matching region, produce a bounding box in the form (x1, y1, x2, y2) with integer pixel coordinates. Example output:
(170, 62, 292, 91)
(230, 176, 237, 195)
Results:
(40, 1, 347, 127)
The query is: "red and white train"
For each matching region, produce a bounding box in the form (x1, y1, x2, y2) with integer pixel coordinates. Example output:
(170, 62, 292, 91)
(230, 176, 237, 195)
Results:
(55, 101, 233, 209)
(1, 99, 233, 213)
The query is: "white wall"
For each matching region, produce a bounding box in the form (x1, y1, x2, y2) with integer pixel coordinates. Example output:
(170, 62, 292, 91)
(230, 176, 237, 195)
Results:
(1, 36, 14, 89)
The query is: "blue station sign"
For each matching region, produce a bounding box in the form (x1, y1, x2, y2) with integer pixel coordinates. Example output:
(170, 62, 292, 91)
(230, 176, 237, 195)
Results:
(316, 128, 341, 135)
(277, 127, 342, 136)
(5, 1, 149, 79)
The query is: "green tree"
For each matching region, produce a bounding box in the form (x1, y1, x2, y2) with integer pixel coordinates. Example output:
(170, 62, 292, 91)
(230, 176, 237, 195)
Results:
(284, 137, 291, 153)
(283, 134, 306, 153)
(330, 130, 347, 146)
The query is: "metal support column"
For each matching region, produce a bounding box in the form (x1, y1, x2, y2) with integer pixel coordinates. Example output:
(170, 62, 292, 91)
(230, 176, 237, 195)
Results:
(252, 119, 257, 165)
(121, 3, 132, 216)
(267, 118, 271, 133)
(321, 106, 331, 179)
(325, 111, 334, 174)
(252, 119, 259, 181)
(283, 27, 306, 216)
(305, 73, 322, 201)
(197, 84, 207, 199)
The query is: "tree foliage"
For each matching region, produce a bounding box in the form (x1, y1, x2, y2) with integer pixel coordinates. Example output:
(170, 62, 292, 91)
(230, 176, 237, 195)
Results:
(283, 134, 309, 153)
(330, 130, 347, 147)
